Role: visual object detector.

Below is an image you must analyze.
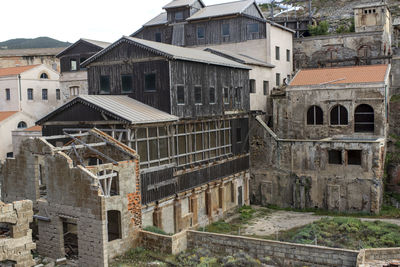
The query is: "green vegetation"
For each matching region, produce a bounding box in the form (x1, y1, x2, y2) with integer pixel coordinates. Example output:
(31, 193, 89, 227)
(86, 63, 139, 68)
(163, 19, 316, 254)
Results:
(110, 246, 172, 267)
(308, 21, 330, 36)
(390, 94, 400, 103)
(0, 37, 71, 50)
(142, 225, 170, 235)
(336, 19, 355, 34)
(276, 217, 400, 250)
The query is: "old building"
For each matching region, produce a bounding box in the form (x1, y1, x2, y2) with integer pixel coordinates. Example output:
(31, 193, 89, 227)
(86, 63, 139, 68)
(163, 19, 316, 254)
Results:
(0, 47, 64, 72)
(132, 0, 294, 113)
(294, 2, 393, 69)
(0, 200, 35, 267)
(56, 39, 110, 99)
(0, 111, 36, 160)
(0, 64, 61, 160)
(251, 64, 390, 214)
(1, 129, 140, 266)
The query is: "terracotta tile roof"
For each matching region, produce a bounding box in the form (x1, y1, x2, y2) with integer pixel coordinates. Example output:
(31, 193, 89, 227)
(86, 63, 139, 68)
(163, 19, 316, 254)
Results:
(290, 65, 389, 86)
(0, 111, 18, 122)
(0, 65, 39, 77)
(24, 125, 42, 132)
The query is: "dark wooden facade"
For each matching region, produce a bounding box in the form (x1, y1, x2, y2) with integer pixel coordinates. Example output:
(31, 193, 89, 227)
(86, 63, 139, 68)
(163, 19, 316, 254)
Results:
(86, 41, 250, 118)
(58, 41, 105, 73)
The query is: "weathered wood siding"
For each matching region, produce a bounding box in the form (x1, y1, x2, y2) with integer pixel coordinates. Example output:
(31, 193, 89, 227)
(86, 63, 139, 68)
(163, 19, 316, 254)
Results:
(243, 4, 263, 18)
(185, 16, 266, 46)
(231, 118, 250, 155)
(60, 42, 104, 73)
(87, 42, 171, 114)
(169, 60, 250, 118)
(141, 155, 250, 204)
(167, 7, 191, 23)
(134, 26, 173, 44)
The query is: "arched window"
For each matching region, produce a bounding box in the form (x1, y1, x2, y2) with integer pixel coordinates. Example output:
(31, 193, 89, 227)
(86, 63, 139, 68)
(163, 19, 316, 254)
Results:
(307, 105, 323, 125)
(330, 105, 348, 125)
(17, 121, 27, 129)
(355, 104, 374, 132)
(40, 73, 48, 79)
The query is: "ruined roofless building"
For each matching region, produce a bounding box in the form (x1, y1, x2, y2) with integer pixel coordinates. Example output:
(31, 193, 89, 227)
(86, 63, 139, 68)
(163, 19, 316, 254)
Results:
(2, 129, 140, 266)
(251, 64, 390, 214)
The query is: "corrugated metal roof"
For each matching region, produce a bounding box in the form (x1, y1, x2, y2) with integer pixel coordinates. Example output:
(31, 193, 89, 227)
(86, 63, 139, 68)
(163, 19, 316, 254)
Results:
(83, 36, 251, 70)
(37, 95, 179, 125)
(0, 65, 39, 77)
(143, 12, 168, 27)
(163, 0, 204, 9)
(289, 65, 389, 86)
(0, 47, 65, 57)
(205, 48, 275, 68)
(187, 0, 255, 21)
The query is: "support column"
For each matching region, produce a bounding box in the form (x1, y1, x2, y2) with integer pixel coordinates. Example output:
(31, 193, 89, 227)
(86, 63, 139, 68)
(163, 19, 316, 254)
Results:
(233, 180, 238, 205)
(244, 174, 250, 206)
(205, 187, 212, 217)
(174, 197, 182, 233)
(218, 183, 226, 212)
(153, 205, 162, 229)
(190, 192, 199, 227)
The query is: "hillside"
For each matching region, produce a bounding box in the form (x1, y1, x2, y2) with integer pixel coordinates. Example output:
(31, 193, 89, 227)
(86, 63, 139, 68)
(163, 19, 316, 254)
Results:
(0, 37, 71, 50)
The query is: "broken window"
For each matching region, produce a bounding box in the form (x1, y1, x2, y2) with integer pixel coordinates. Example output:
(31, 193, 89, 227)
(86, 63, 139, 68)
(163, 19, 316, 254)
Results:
(177, 85, 185, 104)
(223, 87, 229, 104)
(348, 150, 362, 165)
(354, 104, 374, 133)
(107, 210, 121, 241)
(56, 89, 61, 100)
(39, 164, 47, 197)
(145, 73, 156, 92)
(0, 223, 12, 238)
(209, 87, 215, 104)
(307, 105, 323, 125)
(100, 75, 111, 93)
(328, 150, 342, 165)
(121, 75, 133, 93)
(110, 172, 119, 196)
(88, 157, 103, 166)
(330, 105, 348, 125)
(62, 219, 78, 260)
(249, 79, 256, 93)
(195, 86, 202, 104)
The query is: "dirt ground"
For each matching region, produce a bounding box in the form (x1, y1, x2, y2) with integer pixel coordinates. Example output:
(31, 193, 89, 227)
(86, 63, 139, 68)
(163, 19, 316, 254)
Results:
(240, 206, 400, 237)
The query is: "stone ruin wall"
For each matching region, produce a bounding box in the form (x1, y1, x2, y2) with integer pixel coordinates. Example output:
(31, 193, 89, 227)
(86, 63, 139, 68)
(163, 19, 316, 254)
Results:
(0, 200, 35, 267)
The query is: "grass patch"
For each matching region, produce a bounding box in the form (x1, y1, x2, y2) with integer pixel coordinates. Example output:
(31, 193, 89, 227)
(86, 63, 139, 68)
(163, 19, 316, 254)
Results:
(275, 217, 400, 250)
(110, 246, 174, 267)
(142, 225, 171, 235)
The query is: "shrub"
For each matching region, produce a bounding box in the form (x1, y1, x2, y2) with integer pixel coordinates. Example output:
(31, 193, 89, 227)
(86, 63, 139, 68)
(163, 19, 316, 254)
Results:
(308, 21, 329, 36)
(143, 225, 168, 235)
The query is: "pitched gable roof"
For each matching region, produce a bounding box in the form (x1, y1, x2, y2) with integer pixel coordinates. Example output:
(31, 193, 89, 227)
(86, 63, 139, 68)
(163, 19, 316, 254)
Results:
(187, 0, 263, 21)
(37, 95, 179, 125)
(205, 48, 274, 68)
(82, 36, 251, 70)
(0, 65, 39, 77)
(289, 65, 389, 87)
(56, 38, 110, 58)
(143, 12, 168, 27)
(163, 0, 205, 9)
(0, 111, 18, 122)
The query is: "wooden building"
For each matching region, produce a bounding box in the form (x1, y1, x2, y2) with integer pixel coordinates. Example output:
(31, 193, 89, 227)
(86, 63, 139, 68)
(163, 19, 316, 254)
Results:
(56, 39, 110, 98)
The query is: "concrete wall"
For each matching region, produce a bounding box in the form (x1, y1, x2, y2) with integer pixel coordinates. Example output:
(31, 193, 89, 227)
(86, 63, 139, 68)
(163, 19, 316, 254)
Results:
(59, 70, 89, 100)
(11, 129, 42, 157)
(357, 248, 400, 266)
(141, 171, 250, 234)
(249, 65, 273, 113)
(139, 230, 187, 255)
(0, 200, 36, 267)
(187, 231, 359, 267)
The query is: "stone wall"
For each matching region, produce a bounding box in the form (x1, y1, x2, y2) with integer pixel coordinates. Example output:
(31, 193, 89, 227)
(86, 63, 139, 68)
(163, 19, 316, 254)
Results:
(139, 230, 187, 255)
(357, 248, 400, 266)
(187, 230, 359, 267)
(0, 200, 36, 267)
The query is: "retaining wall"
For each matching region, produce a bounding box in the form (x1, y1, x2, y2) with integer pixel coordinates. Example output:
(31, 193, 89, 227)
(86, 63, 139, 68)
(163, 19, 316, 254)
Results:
(139, 230, 187, 255)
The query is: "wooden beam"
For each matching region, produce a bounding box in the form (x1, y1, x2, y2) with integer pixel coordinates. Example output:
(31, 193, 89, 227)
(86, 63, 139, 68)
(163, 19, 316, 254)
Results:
(53, 142, 106, 151)
(43, 132, 90, 140)
(97, 172, 118, 180)
(42, 121, 126, 126)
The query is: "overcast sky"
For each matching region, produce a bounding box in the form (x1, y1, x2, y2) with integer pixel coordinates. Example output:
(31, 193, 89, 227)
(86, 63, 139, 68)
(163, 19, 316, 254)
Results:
(0, 0, 266, 43)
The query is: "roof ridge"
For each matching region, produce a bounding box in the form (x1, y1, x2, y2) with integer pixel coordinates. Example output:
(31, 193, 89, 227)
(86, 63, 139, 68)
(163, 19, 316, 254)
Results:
(299, 64, 388, 72)
(201, 0, 251, 8)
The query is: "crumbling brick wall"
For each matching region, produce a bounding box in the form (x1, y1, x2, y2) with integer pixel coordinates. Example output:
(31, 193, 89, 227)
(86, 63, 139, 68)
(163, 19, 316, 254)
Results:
(0, 200, 36, 267)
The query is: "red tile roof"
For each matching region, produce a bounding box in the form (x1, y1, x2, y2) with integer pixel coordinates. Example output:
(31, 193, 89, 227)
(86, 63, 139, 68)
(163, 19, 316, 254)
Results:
(0, 111, 18, 122)
(290, 65, 389, 86)
(0, 65, 39, 77)
(24, 125, 42, 132)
